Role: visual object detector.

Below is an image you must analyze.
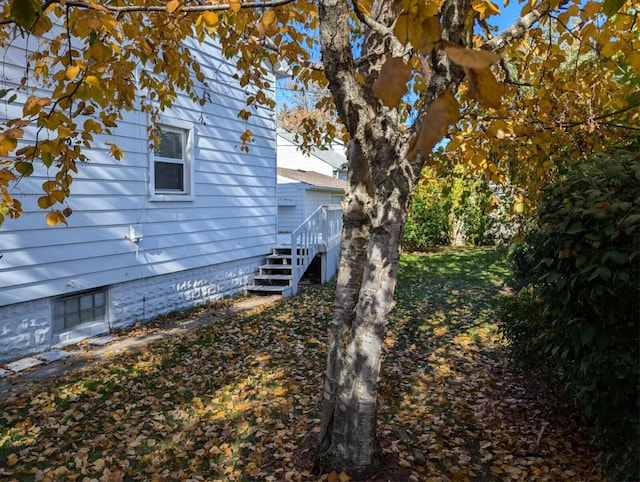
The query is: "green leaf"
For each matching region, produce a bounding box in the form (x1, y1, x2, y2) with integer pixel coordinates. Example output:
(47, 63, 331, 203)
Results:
(622, 213, 640, 228)
(37, 195, 53, 209)
(601, 250, 628, 265)
(603, 0, 626, 17)
(41, 152, 53, 167)
(566, 222, 584, 234)
(10, 0, 40, 30)
(588, 265, 611, 281)
(15, 161, 34, 176)
(580, 325, 595, 346)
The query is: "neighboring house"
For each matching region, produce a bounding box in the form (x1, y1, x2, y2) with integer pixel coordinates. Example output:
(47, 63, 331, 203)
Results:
(242, 130, 348, 298)
(277, 128, 349, 180)
(0, 37, 279, 363)
(277, 167, 346, 233)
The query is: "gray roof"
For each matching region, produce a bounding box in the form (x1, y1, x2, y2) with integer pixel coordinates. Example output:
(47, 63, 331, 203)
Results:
(277, 168, 346, 191)
(277, 129, 348, 170)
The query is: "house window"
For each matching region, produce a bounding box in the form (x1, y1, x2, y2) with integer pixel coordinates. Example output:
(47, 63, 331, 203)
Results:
(333, 167, 348, 181)
(150, 122, 194, 200)
(52, 289, 107, 334)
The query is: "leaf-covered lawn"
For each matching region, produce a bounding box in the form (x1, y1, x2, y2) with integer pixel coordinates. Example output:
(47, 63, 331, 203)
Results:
(0, 248, 605, 481)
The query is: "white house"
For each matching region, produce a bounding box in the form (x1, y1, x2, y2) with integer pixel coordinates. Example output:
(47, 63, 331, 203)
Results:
(275, 127, 348, 234)
(276, 129, 348, 180)
(246, 166, 344, 297)
(244, 132, 348, 298)
(0, 37, 279, 363)
(277, 167, 346, 233)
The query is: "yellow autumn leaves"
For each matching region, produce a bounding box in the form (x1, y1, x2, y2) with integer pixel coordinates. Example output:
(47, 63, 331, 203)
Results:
(65, 64, 102, 91)
(194, 3, 279, 37)
(394, 0, 440, 56)
(65, 64, 81, 81)
(372, 57, 413, 109)
(371, 0, 504, 158)
(372, 45, 502, 110)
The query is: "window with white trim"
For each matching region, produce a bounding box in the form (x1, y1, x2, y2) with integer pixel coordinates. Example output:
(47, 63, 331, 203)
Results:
(150, 123, 194, 200)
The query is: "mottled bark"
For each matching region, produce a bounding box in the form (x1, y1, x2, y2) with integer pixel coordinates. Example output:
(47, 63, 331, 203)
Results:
(316, 0, 553, 477)
(317, 142, 372, 459)
(315, 0, 459, 477)
(317, 141, 414, 479)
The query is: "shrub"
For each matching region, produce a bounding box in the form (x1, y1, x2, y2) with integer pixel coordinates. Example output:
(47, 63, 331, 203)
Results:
(403, 183, 450, 250)
(498, 288, 557, 379)
(403, 166, 500, 251)
(501, 136, 640, 479)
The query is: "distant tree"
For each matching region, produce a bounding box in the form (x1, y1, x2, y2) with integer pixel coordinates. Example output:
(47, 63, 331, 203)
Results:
(403, 164, 499, 250)
(277, 80, 345, 147)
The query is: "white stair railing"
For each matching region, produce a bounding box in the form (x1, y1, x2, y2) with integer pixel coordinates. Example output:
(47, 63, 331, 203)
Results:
(322, 205, 343, 247)
(290, 205, 342, 295)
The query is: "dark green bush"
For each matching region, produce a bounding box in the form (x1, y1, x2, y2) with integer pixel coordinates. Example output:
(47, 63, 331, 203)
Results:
(507, 227, 542, 287)
(500, 137, 640, 479)
(498, 288, 556, 377)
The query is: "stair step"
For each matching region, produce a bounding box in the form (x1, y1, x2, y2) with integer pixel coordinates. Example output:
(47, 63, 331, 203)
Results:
(264, 258, 305, 266)
(269, 247, 311, 253)
(259, 264, 293, 271)
(254, 274, 293, 281)
(246, 285, 292, 296)
(266, 254, 293, 261)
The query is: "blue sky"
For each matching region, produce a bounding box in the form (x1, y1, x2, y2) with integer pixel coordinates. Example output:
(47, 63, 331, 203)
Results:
(493, 0, 529, 31)
(275, 1, 530, 110)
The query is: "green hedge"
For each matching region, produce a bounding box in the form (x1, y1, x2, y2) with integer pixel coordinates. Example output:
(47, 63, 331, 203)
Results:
(403, 166, 498, 250)
(403, 182, 450, 250)
(500, 137, 640, 479)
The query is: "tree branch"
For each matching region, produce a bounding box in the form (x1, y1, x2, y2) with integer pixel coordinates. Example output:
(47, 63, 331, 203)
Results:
(350, 0, 392, 37)
(472, 101, 640, 130)
(63, 0, 296, 13)
(604, 123, 640, 131)
(500, 58, 533, 87)
(349, 0, 405, 58)
(483, 0, 569, 52)
(0, 0, 296, 25)
(560, 101, 640, 127)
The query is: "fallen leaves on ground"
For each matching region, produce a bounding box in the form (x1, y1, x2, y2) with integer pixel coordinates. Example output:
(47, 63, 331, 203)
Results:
(0, 248, 606, 481)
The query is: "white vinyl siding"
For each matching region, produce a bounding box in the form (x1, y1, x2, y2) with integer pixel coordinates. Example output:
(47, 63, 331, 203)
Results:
(277, 180, 305, 233)
(305, 189, 343, 220)
(0, 36, 277, 308)
(276, 179, 343, 233)
(277, 138, 335, 177)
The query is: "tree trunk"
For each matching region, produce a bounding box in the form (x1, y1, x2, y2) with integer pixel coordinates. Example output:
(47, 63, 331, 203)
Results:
(315, 0, 459, 475)
(315, 0, 550, 476)
(317, 141, 413, 479)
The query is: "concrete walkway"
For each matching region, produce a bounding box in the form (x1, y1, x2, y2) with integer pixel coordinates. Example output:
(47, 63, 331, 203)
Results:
(0, 294, 280, 401)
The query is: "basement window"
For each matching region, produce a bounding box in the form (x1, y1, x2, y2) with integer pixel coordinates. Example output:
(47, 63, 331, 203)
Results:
(52, 288, 109, 346)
